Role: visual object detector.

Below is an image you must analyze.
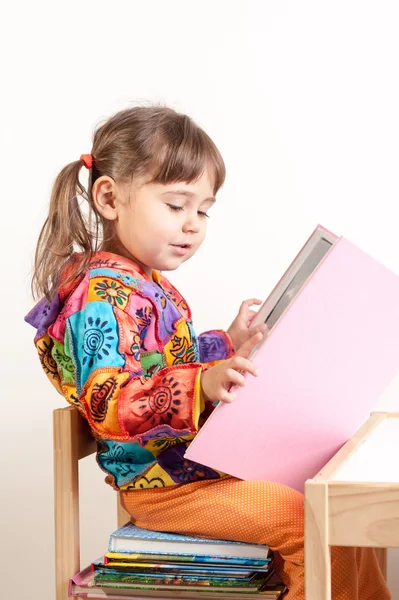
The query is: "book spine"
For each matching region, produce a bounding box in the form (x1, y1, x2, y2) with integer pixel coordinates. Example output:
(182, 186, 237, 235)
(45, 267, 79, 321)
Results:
(105, 553, 270, 566)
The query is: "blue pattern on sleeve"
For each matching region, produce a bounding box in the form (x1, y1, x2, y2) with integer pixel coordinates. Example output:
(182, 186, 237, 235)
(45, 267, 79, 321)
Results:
(97, 440, 156, 487)
(68, 301, 125, 391)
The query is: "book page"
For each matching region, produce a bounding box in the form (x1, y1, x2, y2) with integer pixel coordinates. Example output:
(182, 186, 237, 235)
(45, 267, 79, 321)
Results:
(264, 237, 333, 329)
(249, 233, 336, 359)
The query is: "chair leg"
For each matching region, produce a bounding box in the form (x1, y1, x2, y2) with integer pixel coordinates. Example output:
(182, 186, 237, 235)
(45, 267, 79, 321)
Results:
(54, 408, 81, 600)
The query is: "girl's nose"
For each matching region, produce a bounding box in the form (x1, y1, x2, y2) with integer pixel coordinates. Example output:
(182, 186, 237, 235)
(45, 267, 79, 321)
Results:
(182, 213, 201, 233)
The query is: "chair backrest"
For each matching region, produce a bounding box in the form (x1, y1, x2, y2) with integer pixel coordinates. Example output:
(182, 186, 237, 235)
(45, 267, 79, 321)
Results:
(53, 406, 130, 600)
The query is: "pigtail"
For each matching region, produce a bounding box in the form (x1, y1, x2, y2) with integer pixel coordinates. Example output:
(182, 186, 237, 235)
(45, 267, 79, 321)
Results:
(32, 159, 99, 301)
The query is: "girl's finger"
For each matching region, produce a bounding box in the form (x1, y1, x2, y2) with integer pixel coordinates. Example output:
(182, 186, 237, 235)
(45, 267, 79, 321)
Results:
(235, 332, 262, 360)
(249, 323, 268, 336)
(246, 312, 257, 326)
(232, 359, 260, 379)
(225, 368, 246, 387)
(239, 298, 263, 313)
(219, 390, 237, 403)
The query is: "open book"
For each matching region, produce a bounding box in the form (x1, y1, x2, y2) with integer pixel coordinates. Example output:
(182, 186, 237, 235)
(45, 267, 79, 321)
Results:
(249, 225, 338, 358)
(185, 224, 399, 491)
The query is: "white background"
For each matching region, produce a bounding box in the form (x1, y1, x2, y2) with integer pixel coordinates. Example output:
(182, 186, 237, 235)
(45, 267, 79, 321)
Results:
(2, 0, 399, 597)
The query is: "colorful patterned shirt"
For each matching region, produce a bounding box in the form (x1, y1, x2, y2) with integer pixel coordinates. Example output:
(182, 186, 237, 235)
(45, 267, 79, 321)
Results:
(25, 252, 234, 491)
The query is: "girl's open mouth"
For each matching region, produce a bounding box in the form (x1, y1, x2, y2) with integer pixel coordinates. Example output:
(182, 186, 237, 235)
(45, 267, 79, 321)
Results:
(170, 244, 191, 255)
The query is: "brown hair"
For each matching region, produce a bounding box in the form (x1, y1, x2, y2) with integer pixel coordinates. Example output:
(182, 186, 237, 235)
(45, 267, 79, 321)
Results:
(32, 104, 226, 301)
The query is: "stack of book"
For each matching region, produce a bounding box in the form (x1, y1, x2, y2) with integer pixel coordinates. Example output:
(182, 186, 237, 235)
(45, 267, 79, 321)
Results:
(69, 522, 286, 598)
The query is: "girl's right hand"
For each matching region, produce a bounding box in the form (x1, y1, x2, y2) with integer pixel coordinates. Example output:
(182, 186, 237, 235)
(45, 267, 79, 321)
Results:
(200, 332, 263, 403)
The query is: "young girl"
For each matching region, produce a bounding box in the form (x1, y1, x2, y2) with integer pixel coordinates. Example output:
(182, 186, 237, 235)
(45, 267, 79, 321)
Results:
(25, 105, 390, 600)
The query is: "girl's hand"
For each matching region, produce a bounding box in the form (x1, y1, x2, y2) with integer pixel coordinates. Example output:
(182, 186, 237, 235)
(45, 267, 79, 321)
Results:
(227, 298, 268, 350)
(201, 332, 262, 403)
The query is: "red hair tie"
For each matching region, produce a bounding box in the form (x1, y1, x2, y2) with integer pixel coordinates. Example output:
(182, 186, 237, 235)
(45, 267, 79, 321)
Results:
(80, 153, 93, 169)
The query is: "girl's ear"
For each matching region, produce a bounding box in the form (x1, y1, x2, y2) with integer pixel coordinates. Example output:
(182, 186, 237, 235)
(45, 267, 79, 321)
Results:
(92, 176, 119, 221)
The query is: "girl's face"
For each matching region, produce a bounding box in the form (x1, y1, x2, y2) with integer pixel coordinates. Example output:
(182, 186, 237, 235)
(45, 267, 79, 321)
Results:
(97, 168, 216, 279)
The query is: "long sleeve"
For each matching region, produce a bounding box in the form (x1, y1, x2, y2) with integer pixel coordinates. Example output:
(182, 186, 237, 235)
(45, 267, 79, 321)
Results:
(198, 330, 235, 363)
(61, 289, 206, 442)
(26, 254, 225, 489)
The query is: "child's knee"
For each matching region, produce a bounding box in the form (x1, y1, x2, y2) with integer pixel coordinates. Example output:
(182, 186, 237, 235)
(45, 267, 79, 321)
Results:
(266, 481, 304, 513)
(245, 480, 305, 528)
(265, 482, 304, 533)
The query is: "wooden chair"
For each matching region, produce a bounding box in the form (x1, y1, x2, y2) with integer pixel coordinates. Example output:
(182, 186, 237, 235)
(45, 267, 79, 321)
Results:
(53, 406, 130, 600)
(54, 406, 388, 600)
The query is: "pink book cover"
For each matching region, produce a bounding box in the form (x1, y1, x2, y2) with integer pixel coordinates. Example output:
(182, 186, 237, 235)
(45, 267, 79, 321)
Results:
(69, 565, 92, 597)
(185, 229, 399, 492)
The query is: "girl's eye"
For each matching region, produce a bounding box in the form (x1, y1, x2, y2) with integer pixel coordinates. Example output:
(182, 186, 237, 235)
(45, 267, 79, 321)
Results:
(167, 204, 183, 212)
(167, 204, 210, 218)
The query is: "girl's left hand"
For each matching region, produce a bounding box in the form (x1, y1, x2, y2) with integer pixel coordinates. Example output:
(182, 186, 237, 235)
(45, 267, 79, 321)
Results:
(226, 298, 268, 351)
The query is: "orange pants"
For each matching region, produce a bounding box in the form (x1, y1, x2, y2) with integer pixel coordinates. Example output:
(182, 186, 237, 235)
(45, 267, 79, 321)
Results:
(120, 476, 391, 600)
